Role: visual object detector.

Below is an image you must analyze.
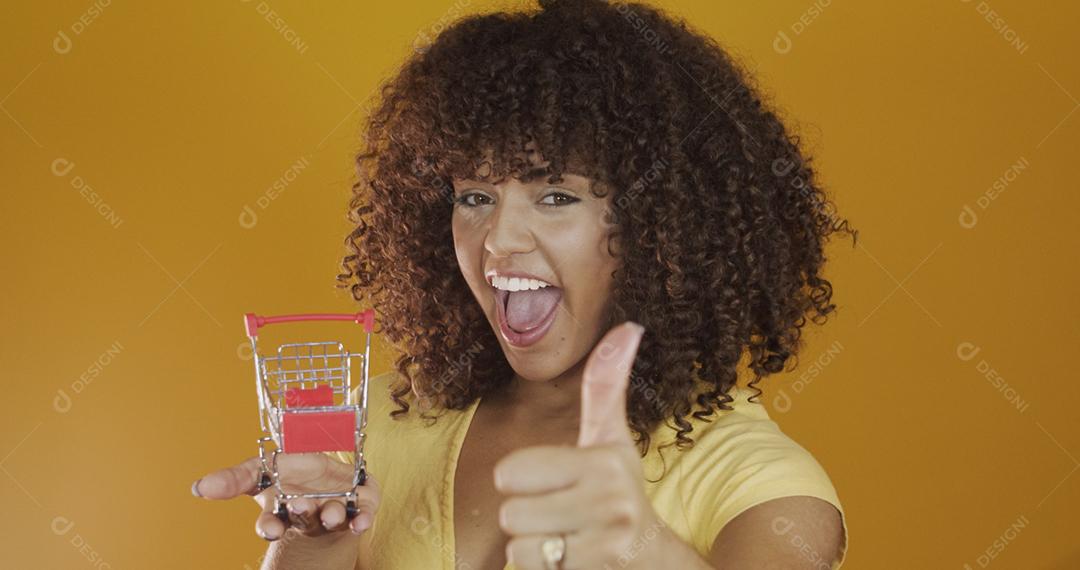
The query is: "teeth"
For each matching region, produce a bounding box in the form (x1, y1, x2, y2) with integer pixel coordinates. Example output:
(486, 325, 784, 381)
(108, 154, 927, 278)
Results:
(490, 275, 551, 291)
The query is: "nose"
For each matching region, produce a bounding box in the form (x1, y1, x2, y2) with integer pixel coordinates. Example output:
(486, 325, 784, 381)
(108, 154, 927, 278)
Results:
(484, 197, 535, 257)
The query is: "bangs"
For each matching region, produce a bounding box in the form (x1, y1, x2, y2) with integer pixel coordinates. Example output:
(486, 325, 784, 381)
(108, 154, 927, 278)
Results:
(440, 133, 605, 188)
(404, 11, 620, 192)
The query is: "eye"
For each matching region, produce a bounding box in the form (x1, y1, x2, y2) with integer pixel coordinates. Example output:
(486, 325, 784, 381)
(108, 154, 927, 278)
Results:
(539, 190, 580, 207)
(454, 192, 493, 207)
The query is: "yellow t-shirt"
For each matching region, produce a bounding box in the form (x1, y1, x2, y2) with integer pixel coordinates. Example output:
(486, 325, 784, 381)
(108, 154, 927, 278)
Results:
(333, 372, 848, 569)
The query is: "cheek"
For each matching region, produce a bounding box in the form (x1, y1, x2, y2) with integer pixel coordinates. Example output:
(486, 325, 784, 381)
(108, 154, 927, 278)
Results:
(551, 214, 618, 316)
(579, 242, 618, 313)
(452, 216, 484, 285)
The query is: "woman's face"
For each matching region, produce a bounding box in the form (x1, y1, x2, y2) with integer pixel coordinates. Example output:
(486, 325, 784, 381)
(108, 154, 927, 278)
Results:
(451, 166, 620, 383)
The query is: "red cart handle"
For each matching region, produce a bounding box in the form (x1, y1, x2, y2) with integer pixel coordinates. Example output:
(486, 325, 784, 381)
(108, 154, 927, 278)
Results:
(244, 310, 375, 337)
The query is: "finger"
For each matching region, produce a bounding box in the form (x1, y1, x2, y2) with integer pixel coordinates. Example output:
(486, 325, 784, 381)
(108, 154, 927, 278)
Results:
(319, 500, 348, 532)
(349, 509, 374, 535)
(255, 491, 287, 541)
(577, 322, 644, 448)
(506, 531, 591, 570)
(287, 497, 321, 533)
(349, 472, 381, 534)
(192, 457, 262, 500)
(499, 486, 589, 535)
(347, 470, 382, 517)
(494, 446, 583, 495)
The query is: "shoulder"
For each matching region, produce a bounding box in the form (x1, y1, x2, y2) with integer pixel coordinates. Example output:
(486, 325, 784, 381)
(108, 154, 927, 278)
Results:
(329, 370, 427, 463)
(650, 386, 841, 495)
(356, 369, 478, 449)
(357, 370, 443, 432)
(645, 385, 848, 565)
(709, 494, 845, 569)
(361, 370, 400, 421)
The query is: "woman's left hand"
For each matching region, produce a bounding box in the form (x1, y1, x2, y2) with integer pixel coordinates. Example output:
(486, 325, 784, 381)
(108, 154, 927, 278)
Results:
(494, 322, 676, 570)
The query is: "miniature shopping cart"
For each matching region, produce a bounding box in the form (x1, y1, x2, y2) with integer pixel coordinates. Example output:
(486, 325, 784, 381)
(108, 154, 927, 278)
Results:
(244, 310, 375, 521)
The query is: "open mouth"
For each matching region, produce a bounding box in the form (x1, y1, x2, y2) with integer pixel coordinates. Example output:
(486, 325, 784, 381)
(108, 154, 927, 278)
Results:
(492, 280, 563, 348)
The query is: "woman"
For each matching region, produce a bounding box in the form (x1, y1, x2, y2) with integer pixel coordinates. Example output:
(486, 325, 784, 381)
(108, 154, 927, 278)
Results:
(193, 0, 857, 568)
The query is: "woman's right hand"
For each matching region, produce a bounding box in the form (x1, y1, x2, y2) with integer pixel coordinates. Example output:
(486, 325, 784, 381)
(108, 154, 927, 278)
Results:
(191, 454, 381, 541)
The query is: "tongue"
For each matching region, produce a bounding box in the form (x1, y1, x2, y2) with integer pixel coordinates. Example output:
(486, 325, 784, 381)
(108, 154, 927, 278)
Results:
(505, 288, 562, 332)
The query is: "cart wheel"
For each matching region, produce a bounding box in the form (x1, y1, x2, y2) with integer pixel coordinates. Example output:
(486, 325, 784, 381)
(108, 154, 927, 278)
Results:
(355, 467, 367, 487)
(257, 472, 272, 492)
(274, 502, 289, 523)
(345, 500, 358, 520)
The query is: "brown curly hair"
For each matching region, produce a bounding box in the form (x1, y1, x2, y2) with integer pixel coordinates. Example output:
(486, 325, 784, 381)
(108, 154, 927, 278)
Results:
(337, 0, 857, 457)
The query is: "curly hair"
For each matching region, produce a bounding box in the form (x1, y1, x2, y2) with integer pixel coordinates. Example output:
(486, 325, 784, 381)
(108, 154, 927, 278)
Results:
(337, 0, 857, 458)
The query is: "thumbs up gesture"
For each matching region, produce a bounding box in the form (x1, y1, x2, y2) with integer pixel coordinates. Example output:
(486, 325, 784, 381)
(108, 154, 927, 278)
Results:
(494, 322, 670, 569)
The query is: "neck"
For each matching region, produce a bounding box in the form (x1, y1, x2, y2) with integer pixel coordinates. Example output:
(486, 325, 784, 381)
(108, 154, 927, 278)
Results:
(491, 358, 586, 428)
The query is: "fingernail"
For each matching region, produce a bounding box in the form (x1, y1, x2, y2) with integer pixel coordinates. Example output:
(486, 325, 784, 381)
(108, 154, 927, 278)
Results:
(289, 502, 309, 515)
(191, 479, 203, 498)
(626, 321, 645, 338)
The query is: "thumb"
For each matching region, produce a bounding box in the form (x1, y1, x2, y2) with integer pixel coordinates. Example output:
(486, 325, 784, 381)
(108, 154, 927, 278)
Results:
(577, 321, 645, 448)
(191, 457, 262, 500)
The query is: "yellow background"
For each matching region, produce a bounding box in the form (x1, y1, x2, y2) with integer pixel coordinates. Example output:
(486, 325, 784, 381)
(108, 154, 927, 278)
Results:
(2, 1, 1078, 567)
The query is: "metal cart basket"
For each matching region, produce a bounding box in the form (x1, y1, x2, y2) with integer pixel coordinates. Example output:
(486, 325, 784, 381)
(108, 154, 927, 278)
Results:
(243, 310, 375, 520)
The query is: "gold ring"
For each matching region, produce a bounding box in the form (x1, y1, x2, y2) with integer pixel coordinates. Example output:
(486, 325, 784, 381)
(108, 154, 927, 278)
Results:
(540, 534, 566, 570)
